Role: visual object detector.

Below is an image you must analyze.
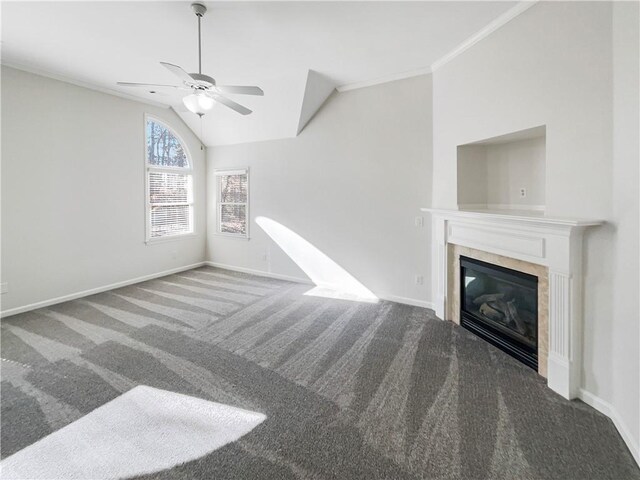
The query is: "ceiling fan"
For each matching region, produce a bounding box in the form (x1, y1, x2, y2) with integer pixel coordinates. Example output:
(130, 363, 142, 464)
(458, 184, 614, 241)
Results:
(117, 3, 263, 117)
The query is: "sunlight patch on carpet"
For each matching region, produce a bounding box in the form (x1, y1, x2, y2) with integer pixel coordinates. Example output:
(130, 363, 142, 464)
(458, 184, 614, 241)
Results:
(0, 385, 266, 480)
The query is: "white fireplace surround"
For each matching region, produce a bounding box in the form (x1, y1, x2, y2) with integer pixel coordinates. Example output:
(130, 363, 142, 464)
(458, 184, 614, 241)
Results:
(422, 208, 603, 400)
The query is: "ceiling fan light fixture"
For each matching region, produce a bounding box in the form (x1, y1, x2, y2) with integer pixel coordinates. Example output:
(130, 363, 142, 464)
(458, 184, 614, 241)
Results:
(183, 91, 215, 116)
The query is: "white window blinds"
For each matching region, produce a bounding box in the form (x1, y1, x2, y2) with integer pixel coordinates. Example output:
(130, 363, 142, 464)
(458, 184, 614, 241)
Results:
(216, 169, 249, 237)
(145, 118, 194, 241)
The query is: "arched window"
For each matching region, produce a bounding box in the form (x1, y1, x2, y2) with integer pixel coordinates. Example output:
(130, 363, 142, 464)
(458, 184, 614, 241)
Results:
(145, 116, 194, 241)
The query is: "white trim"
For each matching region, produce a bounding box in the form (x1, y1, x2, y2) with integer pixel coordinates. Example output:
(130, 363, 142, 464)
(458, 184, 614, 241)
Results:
(0, 262, 206, 318)
(204, 262, 312, 284)
(214, 169, 248, 177)
(334, 1, 537, 93)
(144, 232, 198, 246)
(144, 114, 195, 243)
(458, 203, 546, 212)
(579, 389, 640, 466)
(212, 232, 251, 241)
(1, 61, 169, 109)
(204, 262, 434, 310)
(430, 1, 538, 72)
(376, 294, 434, 310)
(422, 208, 602, 228)
(336, 66, 431, 93)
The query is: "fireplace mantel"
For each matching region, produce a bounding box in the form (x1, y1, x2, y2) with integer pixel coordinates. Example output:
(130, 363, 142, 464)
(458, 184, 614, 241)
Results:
(424, 208, 602, 228)
(421, 207, 603, 399)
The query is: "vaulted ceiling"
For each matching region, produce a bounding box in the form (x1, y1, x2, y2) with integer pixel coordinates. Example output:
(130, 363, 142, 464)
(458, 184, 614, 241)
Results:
(2, 1, 516, 146)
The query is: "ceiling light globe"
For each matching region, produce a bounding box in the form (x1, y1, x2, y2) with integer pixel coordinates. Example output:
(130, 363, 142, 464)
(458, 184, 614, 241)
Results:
(183, 92, 215, 116)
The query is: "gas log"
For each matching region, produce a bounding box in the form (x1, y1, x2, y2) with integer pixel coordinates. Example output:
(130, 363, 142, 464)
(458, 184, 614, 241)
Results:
(474, 294, 529, 336)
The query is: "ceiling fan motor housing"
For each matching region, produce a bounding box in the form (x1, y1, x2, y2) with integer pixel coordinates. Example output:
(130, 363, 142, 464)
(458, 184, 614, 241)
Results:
(189, 73, 216, 89)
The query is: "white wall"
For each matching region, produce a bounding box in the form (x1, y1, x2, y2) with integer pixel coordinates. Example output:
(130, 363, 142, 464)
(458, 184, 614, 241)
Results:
(611, 0, 640, 461)
(432, 1, 638, 459)
(485, 137, 546, 207)
(1, 67, 207, 314)
(207, 74, 432, 306)
(457, 145, 488, 207)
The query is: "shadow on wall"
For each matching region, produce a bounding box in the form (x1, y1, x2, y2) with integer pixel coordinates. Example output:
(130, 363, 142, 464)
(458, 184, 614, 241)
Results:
(255, 216, 378, 303)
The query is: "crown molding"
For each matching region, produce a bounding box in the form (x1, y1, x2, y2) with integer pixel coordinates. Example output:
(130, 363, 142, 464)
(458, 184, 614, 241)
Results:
(1, 60, 170, 109)
(336, 66, 431, 93)
(335, 0, 537, 93)
(430, 1, 538, 72)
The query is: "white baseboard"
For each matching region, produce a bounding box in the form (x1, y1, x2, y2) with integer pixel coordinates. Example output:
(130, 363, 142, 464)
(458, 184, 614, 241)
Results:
(0, 262, 206, 318)
(205, 262, 434, 310)
(204, 262, 313, 285)
(579, 388, 640, 466)
(377, 294, 434, 310)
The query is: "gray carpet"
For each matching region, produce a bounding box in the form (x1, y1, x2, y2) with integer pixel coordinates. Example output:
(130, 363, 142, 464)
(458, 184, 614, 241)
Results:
(1, 266, 638, 479)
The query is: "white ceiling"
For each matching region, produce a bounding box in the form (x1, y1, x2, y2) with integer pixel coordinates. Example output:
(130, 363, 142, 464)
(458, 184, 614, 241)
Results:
(2, 1, 517, 146)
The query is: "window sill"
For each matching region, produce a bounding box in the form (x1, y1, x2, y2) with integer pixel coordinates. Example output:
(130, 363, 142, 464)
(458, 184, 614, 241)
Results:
(212, 232, 250, 241)
(145, 233, 198, 245)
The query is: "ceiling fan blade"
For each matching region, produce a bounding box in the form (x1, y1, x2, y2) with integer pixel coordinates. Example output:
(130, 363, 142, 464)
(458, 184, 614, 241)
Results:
(212, 94, 252, 115)
(216, 85, 264, 96)
(117, 82, 183, 89)
(160, 62, 196, 83)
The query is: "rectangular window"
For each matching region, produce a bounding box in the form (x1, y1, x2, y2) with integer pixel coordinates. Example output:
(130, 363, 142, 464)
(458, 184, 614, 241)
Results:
(216, 169, 249, 238)
(148, 171, 194, 239)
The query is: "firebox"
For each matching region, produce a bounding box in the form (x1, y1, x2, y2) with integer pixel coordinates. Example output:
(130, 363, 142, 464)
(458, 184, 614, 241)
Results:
(460, 256, 538, 370)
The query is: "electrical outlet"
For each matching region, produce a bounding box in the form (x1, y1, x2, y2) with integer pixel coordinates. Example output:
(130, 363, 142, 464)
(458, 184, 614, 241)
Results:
(414, 216, 424, 227)
(1, 283, 8, 294)
(415, 275, 424, 285)
(519, 188, 527, 198)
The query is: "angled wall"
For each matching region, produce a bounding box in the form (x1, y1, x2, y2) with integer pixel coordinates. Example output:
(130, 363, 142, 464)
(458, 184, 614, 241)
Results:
(297, 70, 335, 134)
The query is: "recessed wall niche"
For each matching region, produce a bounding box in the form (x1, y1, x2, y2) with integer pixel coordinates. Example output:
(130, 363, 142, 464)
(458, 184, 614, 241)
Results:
(457, 125, 546, 213)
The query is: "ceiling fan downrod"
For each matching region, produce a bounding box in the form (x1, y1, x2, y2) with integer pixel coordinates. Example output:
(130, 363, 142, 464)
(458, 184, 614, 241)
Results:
(191, 3, 207, 75)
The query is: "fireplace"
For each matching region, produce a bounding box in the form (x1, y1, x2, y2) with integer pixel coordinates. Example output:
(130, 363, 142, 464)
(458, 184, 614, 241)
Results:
(460, 256, 538, 370)
(426, 208, 602, 398)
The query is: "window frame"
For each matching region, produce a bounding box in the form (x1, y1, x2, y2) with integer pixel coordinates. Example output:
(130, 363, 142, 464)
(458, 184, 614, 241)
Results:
(144, 114, 195, 244)
(214, 168, 250, 240)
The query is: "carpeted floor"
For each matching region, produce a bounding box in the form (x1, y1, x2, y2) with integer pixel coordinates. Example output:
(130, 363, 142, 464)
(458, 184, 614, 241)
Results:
(1, 266, 638, 479)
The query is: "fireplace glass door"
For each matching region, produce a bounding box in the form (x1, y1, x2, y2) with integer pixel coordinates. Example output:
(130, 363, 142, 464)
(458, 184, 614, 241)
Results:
(460, 256, 538, 370)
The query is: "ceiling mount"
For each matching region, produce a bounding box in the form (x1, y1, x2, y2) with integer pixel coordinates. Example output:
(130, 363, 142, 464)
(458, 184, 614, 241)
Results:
(191, 3, 207, 18)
